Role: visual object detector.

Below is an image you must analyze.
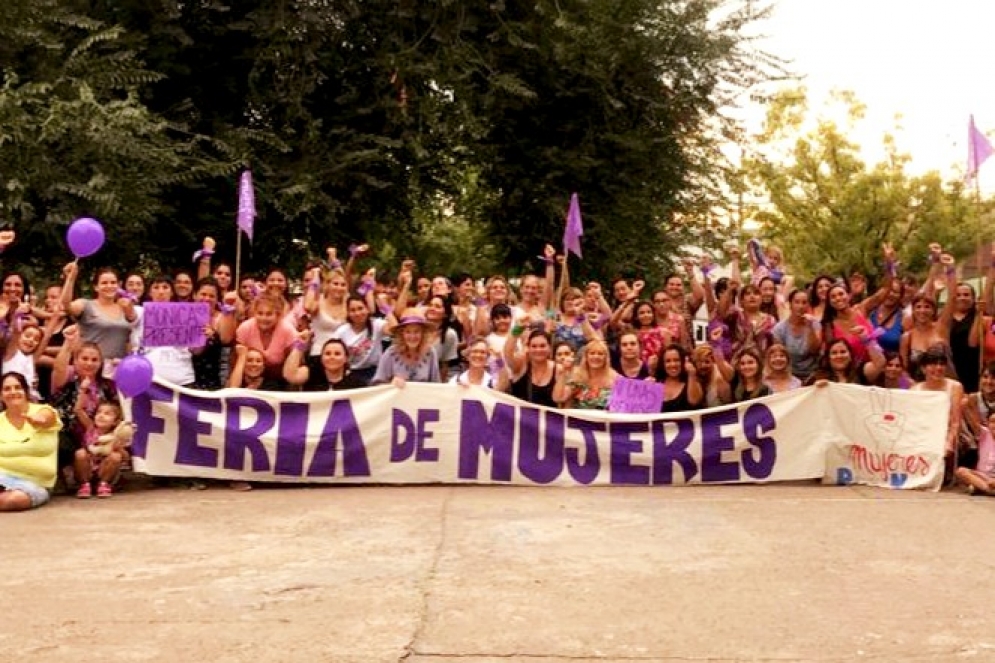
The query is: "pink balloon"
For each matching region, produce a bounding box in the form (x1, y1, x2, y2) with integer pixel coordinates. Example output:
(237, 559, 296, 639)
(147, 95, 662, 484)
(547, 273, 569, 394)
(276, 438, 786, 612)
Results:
(66, 217, 105, 258)
(115, 354, 153, 398)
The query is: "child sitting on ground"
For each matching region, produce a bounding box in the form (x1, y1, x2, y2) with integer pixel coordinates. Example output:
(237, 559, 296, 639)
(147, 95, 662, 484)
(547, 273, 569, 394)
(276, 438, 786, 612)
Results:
(73, 395, 130, 499)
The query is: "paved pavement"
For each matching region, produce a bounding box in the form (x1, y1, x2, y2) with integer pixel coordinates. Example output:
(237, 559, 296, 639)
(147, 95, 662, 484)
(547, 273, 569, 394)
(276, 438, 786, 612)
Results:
(3, 482, 994, 662)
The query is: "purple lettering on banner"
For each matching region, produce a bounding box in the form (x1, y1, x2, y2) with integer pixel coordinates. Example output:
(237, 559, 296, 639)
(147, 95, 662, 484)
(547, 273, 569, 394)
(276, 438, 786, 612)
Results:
(129, 382, 173, 459)
(391, 409, 416, 462)
(458, 400, 514, 481)
(275, 402, 310, 476)
(518, 408, 564, 484)
(223, 397, 275, 473)
(609, 421, 650, 485)
(175, 392, 221, 468)
(700, 408, 740, 483)
(308, 400, 371, 477)
(651, 419, 697, 484)
(415, 410, 440, 462)
(741, 403, 777, 479)
(565, 418, 603, 484)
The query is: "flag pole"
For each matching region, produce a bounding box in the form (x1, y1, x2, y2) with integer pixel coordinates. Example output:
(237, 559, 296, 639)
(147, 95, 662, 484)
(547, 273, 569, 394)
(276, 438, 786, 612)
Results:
(975, 168, 986, 384)
(235, 226, 243, 297)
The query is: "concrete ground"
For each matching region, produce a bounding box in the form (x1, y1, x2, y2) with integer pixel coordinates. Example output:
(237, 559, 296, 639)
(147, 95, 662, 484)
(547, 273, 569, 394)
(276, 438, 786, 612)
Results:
(3, 482, 994, 662)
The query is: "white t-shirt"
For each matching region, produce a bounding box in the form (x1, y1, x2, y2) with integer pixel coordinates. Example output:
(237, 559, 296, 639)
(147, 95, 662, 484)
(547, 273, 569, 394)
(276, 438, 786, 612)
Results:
(332, 318, 387, 371)
(435, 328, 459, 364)
(449, 370, 495, 388)
(145, 346, 196, 386)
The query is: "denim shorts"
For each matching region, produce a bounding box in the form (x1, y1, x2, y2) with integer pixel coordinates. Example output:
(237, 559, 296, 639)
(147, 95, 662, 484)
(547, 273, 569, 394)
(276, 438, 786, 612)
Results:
(0, 473, 50, 508)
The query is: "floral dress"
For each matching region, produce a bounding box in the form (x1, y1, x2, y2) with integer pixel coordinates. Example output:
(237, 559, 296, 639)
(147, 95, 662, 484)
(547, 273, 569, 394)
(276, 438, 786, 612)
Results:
(568, 382, 612, 410)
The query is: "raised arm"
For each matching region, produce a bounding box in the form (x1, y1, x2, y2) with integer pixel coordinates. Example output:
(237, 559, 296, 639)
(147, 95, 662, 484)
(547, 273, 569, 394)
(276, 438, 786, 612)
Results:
(685, 359, 704, 406)
(542, 244, 557, 311)
(922, 242, 943, 299)
(861, 339, 887, 383)
(302, 267, 322, 316)
(195, 237, 216, 282)
(684, 258, 705, 314)
(937, 253, 957, 336)
(503, 320, 528, 377)
(282, 331, 312, 386)
(227, 345, 248, 388)
(59, 262, 86, 318)
(73, 378, 96, 433)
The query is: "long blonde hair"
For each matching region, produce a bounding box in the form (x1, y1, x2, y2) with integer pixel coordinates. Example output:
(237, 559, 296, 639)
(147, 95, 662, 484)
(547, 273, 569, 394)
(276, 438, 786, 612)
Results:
(571, 339, 613, 384)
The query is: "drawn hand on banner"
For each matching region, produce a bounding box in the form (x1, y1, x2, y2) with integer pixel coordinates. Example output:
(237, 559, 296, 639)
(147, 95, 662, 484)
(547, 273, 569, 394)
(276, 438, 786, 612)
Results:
(862, 388, 906, 451)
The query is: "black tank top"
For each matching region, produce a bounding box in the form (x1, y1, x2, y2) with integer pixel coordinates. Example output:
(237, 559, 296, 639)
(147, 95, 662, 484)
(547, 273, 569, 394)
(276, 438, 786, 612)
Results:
(511, 366, 556, 408)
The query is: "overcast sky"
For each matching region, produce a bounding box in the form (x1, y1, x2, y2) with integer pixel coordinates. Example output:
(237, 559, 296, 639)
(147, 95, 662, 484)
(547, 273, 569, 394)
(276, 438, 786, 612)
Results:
(738, 0, 995, 183)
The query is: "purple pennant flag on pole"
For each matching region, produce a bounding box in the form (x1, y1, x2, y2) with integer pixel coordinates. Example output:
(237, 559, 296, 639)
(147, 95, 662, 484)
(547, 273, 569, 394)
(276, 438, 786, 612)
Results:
(237, 170, 256, 242)
(967, 115, 994, 182)
(563, 192, 583, 259)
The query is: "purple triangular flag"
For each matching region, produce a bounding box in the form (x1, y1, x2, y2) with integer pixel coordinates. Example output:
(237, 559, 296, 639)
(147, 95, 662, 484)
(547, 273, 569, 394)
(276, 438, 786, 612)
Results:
(237, 171, 256, 242)
(967, 115, 994, 181)
(563, 193, 583, 259)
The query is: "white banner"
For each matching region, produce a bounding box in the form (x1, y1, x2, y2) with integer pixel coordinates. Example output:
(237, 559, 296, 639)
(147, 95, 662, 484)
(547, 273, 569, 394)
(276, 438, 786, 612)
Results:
(127, 381, 948, 490)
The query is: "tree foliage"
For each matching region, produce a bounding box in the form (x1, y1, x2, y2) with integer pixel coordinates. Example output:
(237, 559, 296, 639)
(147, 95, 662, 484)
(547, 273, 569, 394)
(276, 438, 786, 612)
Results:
(744, 89, 988, 281)
(0, 1, 236, 273)
(0, 0, 778, 281)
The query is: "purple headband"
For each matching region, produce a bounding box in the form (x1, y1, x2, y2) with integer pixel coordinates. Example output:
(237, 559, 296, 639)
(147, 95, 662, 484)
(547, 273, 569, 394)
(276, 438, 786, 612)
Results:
(397, 315, 427, 327)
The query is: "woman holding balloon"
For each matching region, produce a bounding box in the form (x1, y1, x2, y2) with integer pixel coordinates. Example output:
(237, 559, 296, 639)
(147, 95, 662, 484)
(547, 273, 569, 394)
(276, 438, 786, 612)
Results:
(59, 264, 137, 368)
(59, 218, 137, 369)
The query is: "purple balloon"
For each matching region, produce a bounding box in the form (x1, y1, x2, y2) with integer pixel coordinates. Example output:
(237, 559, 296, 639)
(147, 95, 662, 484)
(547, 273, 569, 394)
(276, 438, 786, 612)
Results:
(66, 217, 105, 258)
(115, 353, 154, 398)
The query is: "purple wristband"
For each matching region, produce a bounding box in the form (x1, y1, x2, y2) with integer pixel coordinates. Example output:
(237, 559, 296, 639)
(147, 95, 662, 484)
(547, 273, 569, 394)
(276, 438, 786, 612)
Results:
(536, 255, 554, 265)
(308, 280, 320, 292)
(356, 278, 374, 297)
(116, 289, 137, 303)
(217, 303, 235, 315)
(885, 260, 898, 278)
(192, 248, 215, 262)
(292, 340, 308, 353)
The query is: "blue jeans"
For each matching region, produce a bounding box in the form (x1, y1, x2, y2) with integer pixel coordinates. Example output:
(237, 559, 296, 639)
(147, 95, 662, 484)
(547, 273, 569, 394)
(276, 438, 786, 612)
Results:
(0, 473, 50, 508)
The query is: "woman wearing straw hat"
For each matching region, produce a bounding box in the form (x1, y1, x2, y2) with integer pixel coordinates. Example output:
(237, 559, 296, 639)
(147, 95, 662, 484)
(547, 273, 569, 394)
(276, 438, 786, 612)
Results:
(373, 309, 441, 386)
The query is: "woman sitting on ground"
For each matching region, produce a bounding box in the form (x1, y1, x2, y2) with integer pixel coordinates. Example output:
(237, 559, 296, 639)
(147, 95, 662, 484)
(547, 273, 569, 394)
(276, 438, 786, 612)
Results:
(0, 372, 62, 511)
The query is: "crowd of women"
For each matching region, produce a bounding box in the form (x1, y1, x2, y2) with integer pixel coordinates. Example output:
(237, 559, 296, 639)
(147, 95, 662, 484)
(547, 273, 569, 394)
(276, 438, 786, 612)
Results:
(3, 232, 995, 512)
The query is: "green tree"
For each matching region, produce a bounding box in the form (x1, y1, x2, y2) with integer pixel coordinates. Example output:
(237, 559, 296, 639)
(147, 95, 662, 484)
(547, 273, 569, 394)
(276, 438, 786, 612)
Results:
(744, 89, 986, 281)
(0, 1, 235, 272)
(82, 0, 777, 280)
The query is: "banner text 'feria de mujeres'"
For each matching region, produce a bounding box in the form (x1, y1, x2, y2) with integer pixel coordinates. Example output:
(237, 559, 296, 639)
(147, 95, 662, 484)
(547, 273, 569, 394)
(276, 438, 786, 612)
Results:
(129, 382, 948, 490)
